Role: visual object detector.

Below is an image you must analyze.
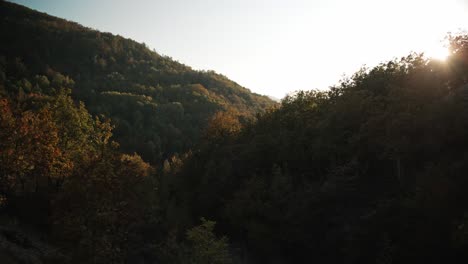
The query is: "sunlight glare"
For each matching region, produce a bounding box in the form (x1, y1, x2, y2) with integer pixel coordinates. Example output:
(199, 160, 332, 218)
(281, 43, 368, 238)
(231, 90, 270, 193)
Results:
(424, 44, 450, 61)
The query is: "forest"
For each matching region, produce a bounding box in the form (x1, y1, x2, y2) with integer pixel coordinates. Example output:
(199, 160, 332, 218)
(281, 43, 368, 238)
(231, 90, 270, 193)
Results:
(0, 0, 275, 164)
(2, 1, 468, 263)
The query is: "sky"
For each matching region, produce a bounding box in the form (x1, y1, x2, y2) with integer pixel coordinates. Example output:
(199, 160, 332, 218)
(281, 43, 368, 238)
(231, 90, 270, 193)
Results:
(10, 0, 468, 98)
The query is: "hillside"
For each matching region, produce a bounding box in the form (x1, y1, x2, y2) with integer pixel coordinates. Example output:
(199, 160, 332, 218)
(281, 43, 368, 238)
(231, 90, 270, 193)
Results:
(5, 1, 468, 263)
(0, 0, 275, 163)
(167, 47, 468, 263)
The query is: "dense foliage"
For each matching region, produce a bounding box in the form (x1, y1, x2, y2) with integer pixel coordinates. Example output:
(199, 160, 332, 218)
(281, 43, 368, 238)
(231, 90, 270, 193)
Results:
(167, 37, 468, 263)
(0, 89, 152, 261)
(0, 1, 275, 164)
(3, 1, 468, 263)
(0, 88, 233, 263)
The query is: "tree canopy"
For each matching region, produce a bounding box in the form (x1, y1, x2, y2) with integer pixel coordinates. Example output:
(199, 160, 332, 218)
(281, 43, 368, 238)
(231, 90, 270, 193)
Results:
(3, 1, 468, 264)
(0, 0, 275, 164)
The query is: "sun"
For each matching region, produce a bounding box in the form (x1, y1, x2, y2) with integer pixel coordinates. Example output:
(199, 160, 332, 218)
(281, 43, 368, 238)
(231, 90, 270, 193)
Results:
(424, 44, 450, 61)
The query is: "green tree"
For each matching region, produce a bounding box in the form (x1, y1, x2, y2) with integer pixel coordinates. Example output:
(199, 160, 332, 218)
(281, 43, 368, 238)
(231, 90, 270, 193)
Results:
(186, 218, 232, 264)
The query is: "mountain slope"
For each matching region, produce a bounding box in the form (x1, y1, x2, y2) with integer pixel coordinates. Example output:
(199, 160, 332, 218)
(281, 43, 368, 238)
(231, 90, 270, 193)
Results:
(168, 50, 468, 262)
(0, 0, 276, 162)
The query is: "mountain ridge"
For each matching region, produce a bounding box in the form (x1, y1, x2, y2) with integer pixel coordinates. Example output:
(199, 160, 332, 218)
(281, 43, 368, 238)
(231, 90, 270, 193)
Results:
(0, 0, 276, 163)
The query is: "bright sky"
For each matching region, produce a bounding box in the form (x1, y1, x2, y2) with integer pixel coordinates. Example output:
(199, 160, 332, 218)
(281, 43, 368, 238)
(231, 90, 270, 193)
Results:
(10, 0, 468, 98)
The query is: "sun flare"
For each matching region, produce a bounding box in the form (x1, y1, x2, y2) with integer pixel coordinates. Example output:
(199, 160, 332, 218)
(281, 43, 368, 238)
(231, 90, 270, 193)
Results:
(424, 44, 450, 61)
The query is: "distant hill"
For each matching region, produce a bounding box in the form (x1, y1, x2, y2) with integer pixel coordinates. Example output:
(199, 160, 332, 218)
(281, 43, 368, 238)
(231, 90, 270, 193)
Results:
(0, 0, 276, 163)
(267, 95, 281, 102)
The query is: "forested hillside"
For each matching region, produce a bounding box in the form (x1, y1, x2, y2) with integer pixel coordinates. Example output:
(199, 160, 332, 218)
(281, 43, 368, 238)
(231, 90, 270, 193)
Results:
(165, 37, 468, 263)
(3, 1, 468, 264)
(0, 1, 275, 163)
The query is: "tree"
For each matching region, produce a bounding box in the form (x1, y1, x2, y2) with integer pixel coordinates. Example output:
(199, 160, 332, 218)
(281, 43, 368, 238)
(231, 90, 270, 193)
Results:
(203, 111, 241, 144)
(0, 98, 69, 195)
(185, 218, 233, 264)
